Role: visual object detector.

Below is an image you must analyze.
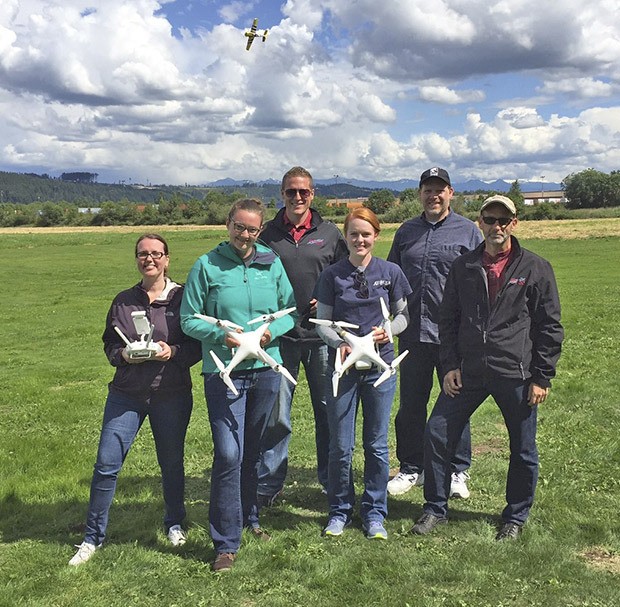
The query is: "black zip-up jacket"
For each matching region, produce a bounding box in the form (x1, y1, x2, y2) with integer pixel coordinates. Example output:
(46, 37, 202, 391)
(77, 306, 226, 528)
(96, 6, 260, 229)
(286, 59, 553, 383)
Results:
(259, 208, 348, 342)
(103, 279, 202, 398)
(439, 236, 563, 388)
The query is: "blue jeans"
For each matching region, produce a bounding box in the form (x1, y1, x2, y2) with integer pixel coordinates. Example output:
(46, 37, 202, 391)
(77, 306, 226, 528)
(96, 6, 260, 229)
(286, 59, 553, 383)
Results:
(258, 341, 330, 496)
(204, 369, 280, 554)
(84, 388, 193, 546)
(327, 368, 396, 525)
(395, 341, 471, 474)
(423, 377, 538, 525)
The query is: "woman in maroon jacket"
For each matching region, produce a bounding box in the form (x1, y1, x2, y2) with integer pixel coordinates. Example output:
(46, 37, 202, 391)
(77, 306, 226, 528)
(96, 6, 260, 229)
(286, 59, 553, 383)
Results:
(69, 234, 201, 566)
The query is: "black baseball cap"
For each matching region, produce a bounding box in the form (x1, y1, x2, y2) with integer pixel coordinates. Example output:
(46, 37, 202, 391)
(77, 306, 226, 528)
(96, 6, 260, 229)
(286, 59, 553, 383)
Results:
(419, 167, 451, 188)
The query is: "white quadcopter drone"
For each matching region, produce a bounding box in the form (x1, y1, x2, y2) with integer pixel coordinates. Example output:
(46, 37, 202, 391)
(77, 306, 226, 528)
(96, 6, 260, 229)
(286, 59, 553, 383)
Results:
(310, 298, 409, 397)
(194, 307, 297, 396)
(114, 311, 163, 360)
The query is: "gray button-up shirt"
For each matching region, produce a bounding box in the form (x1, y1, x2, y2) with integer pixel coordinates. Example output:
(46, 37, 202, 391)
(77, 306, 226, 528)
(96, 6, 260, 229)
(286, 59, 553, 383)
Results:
(387, 210, 483, 344)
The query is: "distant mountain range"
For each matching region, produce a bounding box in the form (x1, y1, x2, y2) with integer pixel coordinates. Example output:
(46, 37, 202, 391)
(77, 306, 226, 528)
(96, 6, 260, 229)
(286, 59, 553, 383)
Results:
(206, 177, 562, 193)
(0, 169, 562, 205)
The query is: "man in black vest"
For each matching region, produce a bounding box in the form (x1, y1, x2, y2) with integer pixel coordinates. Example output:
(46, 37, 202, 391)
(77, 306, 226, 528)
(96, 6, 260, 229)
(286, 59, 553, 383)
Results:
(257, 167, 348, 504)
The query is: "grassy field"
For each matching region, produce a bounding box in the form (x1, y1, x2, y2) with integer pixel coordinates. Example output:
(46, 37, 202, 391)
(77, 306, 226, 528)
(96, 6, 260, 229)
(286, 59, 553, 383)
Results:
(0, 224, 619, 606)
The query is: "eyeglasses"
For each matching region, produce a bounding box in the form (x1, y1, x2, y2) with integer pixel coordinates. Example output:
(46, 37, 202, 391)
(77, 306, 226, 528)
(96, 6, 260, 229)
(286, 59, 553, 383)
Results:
(136, 251, 166, 259)
(284, 188, 313, 199)
(353, 271, 369, 299)
(481, 216, 513, 227)
(230, 221, 261, 236)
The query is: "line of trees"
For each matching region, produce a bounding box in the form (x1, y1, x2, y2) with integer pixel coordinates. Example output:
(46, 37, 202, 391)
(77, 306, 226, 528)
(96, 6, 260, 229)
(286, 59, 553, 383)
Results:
(1, 169, 619, 228)
(0, 190, 283, 228)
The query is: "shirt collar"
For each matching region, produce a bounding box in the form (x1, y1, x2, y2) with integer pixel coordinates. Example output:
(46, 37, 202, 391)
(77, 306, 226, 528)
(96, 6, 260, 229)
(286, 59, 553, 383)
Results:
(283, 209, 313, 231)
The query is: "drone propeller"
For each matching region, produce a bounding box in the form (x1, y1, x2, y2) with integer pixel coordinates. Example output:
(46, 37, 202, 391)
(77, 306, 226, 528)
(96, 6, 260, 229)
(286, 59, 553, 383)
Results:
(195, 313, 243, 332)
(379, 298, 394, 343)
(330, 350, 344, 397)
(373, 349, 409, 388)
(248, 306, 297, 325)
(209, 351, 239, 396)
(309, 318, 359, 330)
(255, 348, 298, 388)
(277, 365, 298, 387)
(392, 349, 409, 368)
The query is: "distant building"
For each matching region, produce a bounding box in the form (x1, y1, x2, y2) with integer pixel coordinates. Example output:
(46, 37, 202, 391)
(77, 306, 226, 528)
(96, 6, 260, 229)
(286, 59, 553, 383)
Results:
(326, 197, 367, 209)
(78, 207, 102, 214)
(523, 190, 566, 206)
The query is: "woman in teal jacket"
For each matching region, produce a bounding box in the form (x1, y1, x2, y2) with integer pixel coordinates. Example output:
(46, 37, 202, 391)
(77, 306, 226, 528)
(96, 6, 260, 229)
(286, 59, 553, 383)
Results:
(181, 198, 296, 572)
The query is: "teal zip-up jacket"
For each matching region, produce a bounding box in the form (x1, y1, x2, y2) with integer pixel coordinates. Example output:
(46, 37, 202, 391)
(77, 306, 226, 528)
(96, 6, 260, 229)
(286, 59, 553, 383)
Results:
(180, 241, 296, 374)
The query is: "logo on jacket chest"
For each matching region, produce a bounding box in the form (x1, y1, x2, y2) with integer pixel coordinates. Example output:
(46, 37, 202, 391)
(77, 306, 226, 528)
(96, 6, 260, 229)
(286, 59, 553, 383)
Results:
(508, 276, 526, 286)
(373, 279, 392, 289)
(306, 238, 325, 246)
(252, 270, 269, 281)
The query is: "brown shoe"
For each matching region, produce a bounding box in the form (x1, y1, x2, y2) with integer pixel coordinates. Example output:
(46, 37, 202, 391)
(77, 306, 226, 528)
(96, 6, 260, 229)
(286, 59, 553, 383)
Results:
(213, 552, 235, 572)
(249, 527, 271, 542)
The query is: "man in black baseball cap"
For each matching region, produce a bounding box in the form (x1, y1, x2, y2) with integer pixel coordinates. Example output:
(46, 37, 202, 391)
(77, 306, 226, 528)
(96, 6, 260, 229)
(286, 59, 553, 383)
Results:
(419, 167, 451, 189)
(387, 168, 482, 499)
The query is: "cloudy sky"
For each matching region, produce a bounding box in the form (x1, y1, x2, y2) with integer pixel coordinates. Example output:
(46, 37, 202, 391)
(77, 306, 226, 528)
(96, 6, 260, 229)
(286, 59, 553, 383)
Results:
(1, 0, 619, 185)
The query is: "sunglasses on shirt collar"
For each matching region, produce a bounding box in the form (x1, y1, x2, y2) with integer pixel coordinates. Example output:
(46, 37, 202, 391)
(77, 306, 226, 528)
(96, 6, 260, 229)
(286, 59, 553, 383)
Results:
(353, 271, 369, 299)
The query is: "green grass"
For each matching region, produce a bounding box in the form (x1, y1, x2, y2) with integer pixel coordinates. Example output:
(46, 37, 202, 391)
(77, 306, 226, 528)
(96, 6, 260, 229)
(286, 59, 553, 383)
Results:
(1, 228, 619, 606)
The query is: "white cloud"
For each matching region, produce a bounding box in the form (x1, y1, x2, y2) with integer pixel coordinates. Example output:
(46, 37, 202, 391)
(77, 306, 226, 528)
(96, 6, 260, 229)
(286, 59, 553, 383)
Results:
(0, 0, 618, 185)
(418, 86, 485, 105)
(537, 77, 615, 100)
(219, 1, 256, 23)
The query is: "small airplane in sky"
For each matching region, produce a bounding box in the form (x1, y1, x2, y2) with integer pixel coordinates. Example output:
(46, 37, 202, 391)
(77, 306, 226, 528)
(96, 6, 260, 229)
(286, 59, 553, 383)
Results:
(245, 18, 268, 50)
(310, 299, 409, 397)
(194, 307, 297, 396)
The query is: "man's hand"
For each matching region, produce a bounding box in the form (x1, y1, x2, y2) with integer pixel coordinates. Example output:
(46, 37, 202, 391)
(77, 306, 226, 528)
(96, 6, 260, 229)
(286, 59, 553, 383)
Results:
(443, 369, 462, 397)
(528, 383, 550, 406)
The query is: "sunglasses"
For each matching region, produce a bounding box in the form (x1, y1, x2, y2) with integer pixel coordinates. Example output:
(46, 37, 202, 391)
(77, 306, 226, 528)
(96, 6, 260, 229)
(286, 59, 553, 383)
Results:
(353, 271, 369, 299)
(136, 251, 166, 259)
(283, 188, 313, 199)
(230, 221, 261, 236)
(481, 216, 513, 227)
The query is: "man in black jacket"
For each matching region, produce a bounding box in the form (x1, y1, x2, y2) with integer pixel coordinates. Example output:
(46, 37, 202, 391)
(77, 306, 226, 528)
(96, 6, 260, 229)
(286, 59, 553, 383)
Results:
(411, 195, 563, 540)
(257, 166, 348, 504)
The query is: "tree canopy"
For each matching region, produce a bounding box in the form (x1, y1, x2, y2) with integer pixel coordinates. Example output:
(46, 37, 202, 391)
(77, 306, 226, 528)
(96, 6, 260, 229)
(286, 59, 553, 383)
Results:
(365, 189, 396, 215)
(563, 169, 620, 209)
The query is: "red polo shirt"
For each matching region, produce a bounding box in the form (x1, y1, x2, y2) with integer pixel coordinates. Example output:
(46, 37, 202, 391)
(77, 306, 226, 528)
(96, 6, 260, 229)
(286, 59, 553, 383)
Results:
(283, 209, 313, 243)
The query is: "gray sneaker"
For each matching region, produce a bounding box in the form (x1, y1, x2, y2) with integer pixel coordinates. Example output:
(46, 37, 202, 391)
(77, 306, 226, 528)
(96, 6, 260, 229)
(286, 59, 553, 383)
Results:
(364, 521, 388, 540)
(323, 518, 350, 537)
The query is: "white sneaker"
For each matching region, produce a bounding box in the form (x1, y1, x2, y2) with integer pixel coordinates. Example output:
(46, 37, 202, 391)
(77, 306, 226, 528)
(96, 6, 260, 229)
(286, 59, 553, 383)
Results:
(450, 471, 471, 499)
(387, 470, 424, 495)
(68, 541, 100, 566)
(167, 524, 187, 546)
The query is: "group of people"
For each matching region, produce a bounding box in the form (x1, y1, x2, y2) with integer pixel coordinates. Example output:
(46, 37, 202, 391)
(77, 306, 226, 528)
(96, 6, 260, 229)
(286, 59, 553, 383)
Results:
(69, 165, 563, 572)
